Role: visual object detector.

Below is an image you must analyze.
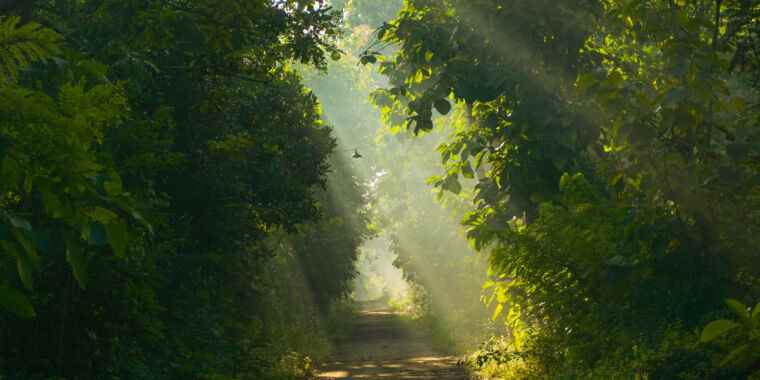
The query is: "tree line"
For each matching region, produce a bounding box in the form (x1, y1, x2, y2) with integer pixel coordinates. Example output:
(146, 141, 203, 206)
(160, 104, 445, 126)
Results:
(365, 0, 760, 378)
(0, 1, 368, 379)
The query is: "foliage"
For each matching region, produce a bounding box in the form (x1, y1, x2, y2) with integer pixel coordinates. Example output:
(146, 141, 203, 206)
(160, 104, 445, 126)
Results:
(701, 298, 760, 376)
(0, 1, 368, 379)
(0, 15, 60, 82)
(0, 14, 139, 319)
(2, 0, 758, 377)
(367, 0, 760, 377)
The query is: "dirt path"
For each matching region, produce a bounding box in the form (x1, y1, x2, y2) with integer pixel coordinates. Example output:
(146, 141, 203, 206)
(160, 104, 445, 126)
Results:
(316, 307, 470, 380)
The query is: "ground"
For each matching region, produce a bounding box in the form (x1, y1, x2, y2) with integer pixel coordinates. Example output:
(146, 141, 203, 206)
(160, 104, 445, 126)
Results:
(316, 305, 471, 380)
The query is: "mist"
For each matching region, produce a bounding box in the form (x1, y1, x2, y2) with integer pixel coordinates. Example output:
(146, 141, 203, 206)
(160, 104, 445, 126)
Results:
(301, 5, 499, 355)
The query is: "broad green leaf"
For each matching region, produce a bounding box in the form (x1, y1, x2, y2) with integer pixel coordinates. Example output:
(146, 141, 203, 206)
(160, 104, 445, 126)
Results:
(413, 69, 425, 83)
(0, 285, 35, 318)
(16, 256, 34, 290)
(7, 215, 31, 231)
(103, 176, 123, 196)
(377, 23, 388, 40)
(607, 255, 634, 268)
(360, 54, 377, 65)
(752, 302, 760, 323)
(434, 98, 451, 115)
(87, 207, 118, 224)
(462, 161, 475, 179)
(117, 199, 152, 235)
(66, 245, 91, 289)
(701, 319, 739, 342)
(609, 173, 624, 187)
(492, 303, 504, 321)
(441, 175, 462, 194)
(23, 175, 32, 193)
(12, 230, 39, 265)
(1, 240, 35, 290)
(726, 299, 750, 323)
(719, 344, 749, 367)
(624, 16, 634, 28)
(106, 219, 129, 257)
(495, 289, 508, 304)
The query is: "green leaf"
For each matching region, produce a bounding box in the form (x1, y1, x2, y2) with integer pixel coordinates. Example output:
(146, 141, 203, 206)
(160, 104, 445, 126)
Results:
(434, 98, 451, 115)
(624, 16, 634, 28)
(103, 175, 123, 196)
(360, 54, 377, 65)
(726, 299, 750, 323)
(377, 23, 389, 40)
(129, 209, 153, 236)
(66, 245, 91, 289)
(0, 285, 35, 318)
(12, 230, 39, 266)
(606, 255, 635, 268)
(492, 303, 504, 321)
(106, 219, 129, 257)
(1, 240, 36, 290)
(701, 319, 739, 343)
(88, 207, 118, 224)
(719, 344, 749, 367)
(413, 70, 425, 83)
(16, 255, 34, 290)
(0, 16, 62, 83)
(7, 215, 31, 231)
(462, 161, 475, 179)
(751, 302, 760, 324)
(441, 175, 462, 194)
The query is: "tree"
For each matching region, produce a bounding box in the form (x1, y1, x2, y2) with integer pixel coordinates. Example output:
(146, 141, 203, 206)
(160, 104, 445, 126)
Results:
(368, 0, 759, 377)
(0, 1, 367, 378)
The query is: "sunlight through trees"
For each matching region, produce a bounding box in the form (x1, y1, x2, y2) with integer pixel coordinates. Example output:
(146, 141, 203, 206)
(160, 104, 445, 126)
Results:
(1, 0, 759, 379)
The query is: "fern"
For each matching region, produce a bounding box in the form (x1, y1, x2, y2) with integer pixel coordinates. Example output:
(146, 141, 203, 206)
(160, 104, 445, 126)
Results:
(0, 16, 61, 83)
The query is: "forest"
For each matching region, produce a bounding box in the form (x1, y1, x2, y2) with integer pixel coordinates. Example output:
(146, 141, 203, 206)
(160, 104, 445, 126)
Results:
(0, 0, 758, 379)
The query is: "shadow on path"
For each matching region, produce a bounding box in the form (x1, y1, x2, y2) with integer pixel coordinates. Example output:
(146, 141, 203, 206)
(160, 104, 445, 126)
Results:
(316, 307, 470, 379)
